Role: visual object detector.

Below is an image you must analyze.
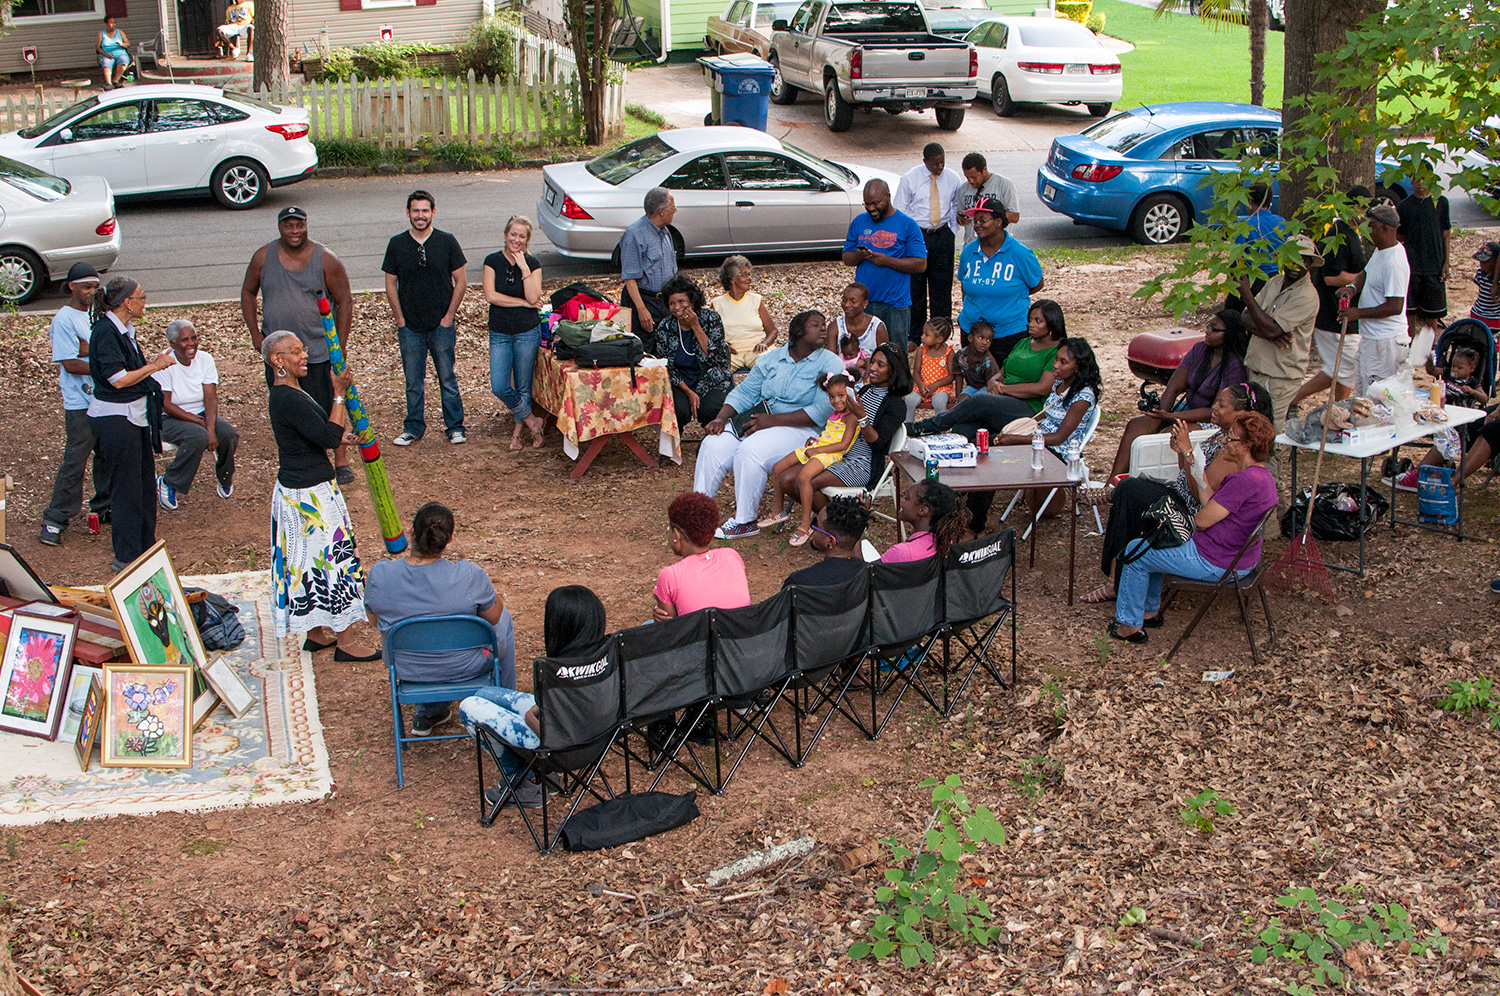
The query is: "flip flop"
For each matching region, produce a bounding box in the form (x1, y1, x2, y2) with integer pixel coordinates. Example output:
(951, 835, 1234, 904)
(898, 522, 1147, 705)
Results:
(1080, 583, 1116, 604)
(789, 529, 811, 547)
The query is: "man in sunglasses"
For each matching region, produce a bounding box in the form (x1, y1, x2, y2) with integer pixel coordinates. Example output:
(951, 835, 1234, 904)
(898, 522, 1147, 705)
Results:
(382, 190, 469, 446)
(781, 496, 872, 588)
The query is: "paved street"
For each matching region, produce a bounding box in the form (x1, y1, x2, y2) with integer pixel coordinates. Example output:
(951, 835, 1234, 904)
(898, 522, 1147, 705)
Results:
(29, 61, 1498, 311)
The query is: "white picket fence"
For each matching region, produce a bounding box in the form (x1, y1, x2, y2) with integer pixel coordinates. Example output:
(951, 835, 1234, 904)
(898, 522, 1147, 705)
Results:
(0, 91, 76, 135)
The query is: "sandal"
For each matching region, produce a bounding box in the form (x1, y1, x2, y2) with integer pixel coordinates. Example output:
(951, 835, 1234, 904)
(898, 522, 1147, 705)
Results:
(757, 512, 791, 529)
(1107, 620, 1148, 644)
(509, 426, 525, 452)
(1080, 582, 1116, 604)
(789, 529, 811, 547)
(526, 415, 546, 448)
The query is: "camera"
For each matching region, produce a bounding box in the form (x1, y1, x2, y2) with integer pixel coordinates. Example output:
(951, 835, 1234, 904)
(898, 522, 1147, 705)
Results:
(1136, 384, 1162, 414)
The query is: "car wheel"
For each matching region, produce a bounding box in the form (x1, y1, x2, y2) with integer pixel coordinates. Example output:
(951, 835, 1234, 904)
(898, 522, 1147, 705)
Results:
(212, 158, 269, 209)
(705, 111, 716, 126)
(769, 56, 796, 105)
(1087, 102, 1112, 118)
(667, 225, 686, 264)
(990, 74, 1015, 117)
(0, 246, 45, 305)
(824, 77, 853, 132)
(934, 106, 965, 131)
(1129, 193, 1190, 245)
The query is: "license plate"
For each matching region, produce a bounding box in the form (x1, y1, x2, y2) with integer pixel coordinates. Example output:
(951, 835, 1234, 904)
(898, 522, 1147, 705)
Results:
(892, 88, 909, 98)
(545, 186, 557, 206)
(1066, 63, 1086, 74)
(1043, 184, 1056, 201)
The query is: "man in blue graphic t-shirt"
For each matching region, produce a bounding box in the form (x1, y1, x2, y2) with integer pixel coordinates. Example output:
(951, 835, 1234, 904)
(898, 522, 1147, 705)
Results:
(842, 179, 927, 352)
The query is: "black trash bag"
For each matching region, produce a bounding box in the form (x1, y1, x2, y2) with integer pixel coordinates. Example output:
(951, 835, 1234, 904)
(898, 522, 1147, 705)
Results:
(1279, 483, 1390, 542)
(185, 587, 246, 651)
(559, 789, 699, 852)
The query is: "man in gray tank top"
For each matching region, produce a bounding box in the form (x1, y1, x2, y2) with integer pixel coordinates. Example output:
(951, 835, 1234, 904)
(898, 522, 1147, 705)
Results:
(242, 206, 356, 482)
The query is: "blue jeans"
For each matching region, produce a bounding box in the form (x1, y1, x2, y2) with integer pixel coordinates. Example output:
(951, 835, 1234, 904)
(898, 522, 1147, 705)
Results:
(489, 325, 543, 421)
(461, 686, 539, 777)
(1115, 539, 1253, 628)
(866, 301, 911, 349)
(398, 325, 464, 438)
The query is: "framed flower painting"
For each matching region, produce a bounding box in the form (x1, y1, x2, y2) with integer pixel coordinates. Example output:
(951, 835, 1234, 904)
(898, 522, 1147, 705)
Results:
(99, 664, 193, 769)
(0, 609, 78, 740)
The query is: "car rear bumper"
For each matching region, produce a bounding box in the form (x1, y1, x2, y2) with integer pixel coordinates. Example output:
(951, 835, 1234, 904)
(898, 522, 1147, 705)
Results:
(1005, 74, 1121, 104)
(537, 200, 621, 260)
(271, 163, 317, 188)
(1036, 162, 1131, 230)
(851, 82, 977, 103)
(41, 226, 122, 281)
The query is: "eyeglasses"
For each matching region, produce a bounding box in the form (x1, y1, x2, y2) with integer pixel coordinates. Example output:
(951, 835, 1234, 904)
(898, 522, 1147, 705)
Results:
(809, 523, 837, 543)
(417, 243, 426, 267)
(1227, 436, 1246, 443)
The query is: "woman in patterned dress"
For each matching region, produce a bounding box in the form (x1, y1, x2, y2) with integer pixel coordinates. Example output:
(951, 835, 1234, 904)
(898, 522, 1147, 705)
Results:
(262, 330, 378, 660)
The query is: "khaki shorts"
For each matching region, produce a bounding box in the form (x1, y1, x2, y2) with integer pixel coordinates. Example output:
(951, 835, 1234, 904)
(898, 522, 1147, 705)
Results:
(1314, 327, 1358, 386)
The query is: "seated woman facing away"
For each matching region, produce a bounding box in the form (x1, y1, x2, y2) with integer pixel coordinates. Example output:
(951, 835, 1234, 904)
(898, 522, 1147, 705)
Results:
(1109, 411, 1278, 643)
(1086, 382, 1273, 604)
(462, 585, 607, 810)
(1107, 309, 1251, 480)
(365, 502, 516, 737)
(654, 492, 752, 620)
(883, 479, 970, 564)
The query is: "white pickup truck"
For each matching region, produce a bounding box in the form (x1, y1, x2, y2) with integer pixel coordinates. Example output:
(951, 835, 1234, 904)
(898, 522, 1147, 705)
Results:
(768, 0, 978, 132)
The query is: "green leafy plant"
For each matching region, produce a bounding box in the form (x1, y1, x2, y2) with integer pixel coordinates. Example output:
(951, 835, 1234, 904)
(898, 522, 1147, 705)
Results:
(456, 12, 525, 80)
(848, 775, 1006, 967)
(1250, 886, 1449, 988)
(1040, 679, 1066, 721)
(1119, 906, 1146, 928)
(1013, 756, 1061, 799)
(1084, 9, 1106, 34)
(625, 103, 667, 128)
(314, 47, 358, 83)
(353, 40, 441, 79)
(1440, 675, 1500, 728)
(1179, 789, 1234, 835)
(311, 138, 391, 169)
(1055, 0, 1091, 25)
(1093, 634, 1111, 669)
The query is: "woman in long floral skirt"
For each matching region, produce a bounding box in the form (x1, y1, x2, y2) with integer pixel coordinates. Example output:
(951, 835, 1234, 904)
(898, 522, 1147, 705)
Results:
(262, 330, 378, 660)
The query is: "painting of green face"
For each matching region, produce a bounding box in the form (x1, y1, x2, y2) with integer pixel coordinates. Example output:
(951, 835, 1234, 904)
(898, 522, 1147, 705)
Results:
(121, 572, 199, 671)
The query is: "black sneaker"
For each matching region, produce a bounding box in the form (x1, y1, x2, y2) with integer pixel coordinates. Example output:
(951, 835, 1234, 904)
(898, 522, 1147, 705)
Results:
(335, 465, 355, 486)
(38, 522, 63, 546)
(485, 780, 543, 809)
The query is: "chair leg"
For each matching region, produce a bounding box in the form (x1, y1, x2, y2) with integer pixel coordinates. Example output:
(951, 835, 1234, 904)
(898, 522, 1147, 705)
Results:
(1233, 585, 1262, 667)
(999, 490, 1022, 523)
(1259, 585, 1277, 653)
(1091, 504, 1105, 536)
(1019, 488, 1059, 542)
(1165, 589, 1219, 662)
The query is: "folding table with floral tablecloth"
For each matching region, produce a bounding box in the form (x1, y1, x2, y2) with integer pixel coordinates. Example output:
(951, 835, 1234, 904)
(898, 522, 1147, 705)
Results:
(531, 350, 681, 477)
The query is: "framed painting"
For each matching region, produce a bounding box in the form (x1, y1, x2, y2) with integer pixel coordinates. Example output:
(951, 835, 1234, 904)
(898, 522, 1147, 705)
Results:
(0, 542, 60, 605)
(203, 655, 255, 719)
(73, 676, 103, 773)
(58, 664, 103, 743)
(0, 610, 78, 740)
(193, 687, 220, 730)
(104, 542, 208, 676)
(99, 664, 193, 769)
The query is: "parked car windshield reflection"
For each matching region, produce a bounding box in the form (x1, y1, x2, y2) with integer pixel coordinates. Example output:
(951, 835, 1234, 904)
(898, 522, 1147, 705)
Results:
(18, 97, 98, 140)
(586, 135, 676, 184)
(1084, 112, 1163, 153)
(0, 155, 68, 200)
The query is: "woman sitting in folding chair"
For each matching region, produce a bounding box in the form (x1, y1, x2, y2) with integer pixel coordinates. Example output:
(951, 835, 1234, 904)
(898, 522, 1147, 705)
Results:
(1108, 411, 1278, 644)
(365, 502, 516, 736)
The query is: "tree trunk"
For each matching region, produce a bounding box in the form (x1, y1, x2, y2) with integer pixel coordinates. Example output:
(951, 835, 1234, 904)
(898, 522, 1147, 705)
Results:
(1280, 0, 1386, 217)
(565, 0, 618, 145)
(253, 0, 291, 93)
(1247, 0, 1267, 106)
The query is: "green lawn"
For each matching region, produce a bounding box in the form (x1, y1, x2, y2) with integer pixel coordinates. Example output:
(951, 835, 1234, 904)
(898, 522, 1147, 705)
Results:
(1098, 0, 1284, 109)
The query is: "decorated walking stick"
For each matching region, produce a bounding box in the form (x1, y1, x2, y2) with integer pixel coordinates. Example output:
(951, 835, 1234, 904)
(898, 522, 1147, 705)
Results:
(317, 291, 408, 554)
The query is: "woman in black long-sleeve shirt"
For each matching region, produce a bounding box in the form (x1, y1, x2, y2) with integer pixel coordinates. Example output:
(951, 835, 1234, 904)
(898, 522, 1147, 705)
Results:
(263, 330, 377, 661)
(87, 277, 174, 571)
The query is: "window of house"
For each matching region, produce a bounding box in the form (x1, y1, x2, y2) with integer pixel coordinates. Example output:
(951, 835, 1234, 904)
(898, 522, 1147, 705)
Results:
(14, 0, 100, 21)
(360, 0, 418, 8)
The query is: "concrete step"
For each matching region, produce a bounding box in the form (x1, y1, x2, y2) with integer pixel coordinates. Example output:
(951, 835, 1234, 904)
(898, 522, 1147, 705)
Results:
(140, 58, 255, 88)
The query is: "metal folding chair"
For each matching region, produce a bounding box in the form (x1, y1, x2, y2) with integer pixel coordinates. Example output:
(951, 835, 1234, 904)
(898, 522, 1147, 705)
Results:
(385, 614, 503, 788)
(1159, 508, 1279, 666)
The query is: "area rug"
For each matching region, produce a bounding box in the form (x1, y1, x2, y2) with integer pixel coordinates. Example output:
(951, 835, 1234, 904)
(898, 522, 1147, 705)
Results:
(0, 571, 332, 826)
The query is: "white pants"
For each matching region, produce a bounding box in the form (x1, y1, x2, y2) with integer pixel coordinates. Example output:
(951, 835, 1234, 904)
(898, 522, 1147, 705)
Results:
(1314, 327, 1358, 385)
(693, 423, 811, 525)
(1355, 336, 1403, 396)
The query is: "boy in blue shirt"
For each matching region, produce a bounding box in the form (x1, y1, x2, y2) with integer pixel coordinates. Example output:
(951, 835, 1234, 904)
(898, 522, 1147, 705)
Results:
(40, 263, 111, 546)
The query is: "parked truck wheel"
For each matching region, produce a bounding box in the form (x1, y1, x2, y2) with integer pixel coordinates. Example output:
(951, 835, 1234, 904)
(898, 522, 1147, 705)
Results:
(824, 78, 853, 131)
(934, 105, 964, 131)
(769, 56, 797, 105)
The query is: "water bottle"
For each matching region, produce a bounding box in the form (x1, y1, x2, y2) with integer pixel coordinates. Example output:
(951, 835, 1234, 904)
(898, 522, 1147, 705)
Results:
(1030, 429, 1044, 472)
(1066, 441, 1082, 481)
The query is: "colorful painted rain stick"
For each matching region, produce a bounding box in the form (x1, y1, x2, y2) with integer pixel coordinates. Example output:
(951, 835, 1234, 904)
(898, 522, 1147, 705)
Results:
(317, 292, 408, 554)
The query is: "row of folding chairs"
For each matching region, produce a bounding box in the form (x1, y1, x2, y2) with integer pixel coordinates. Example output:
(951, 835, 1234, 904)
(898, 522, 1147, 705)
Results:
(475, 529, 1018, 853)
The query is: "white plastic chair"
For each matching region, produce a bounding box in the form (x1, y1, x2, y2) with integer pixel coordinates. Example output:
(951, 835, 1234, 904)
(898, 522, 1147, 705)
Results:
(820, 424, 907, 527)
(1000, 403, 1102, 541)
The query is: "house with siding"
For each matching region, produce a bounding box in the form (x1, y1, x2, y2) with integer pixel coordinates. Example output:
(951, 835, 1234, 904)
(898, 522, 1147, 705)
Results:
(2, 0, 495, 76)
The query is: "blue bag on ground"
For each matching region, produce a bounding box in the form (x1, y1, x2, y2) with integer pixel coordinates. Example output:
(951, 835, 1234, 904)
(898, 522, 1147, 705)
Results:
(1417, 465, 1458, 525)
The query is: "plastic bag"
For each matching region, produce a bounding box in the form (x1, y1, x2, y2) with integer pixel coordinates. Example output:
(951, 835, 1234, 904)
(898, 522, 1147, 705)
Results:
(1365, 369, 1418, 420)
(1433, 426, 1463, 461)
(1279, 483, 1390, 541)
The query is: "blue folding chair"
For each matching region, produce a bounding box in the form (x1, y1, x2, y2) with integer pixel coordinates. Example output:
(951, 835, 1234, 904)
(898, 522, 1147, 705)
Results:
(385, 614, 504, 788)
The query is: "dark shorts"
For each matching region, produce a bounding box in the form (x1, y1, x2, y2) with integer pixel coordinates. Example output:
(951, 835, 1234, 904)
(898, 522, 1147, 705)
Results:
(265, 359, 335, 412)
(1406, 272, 1447, 319)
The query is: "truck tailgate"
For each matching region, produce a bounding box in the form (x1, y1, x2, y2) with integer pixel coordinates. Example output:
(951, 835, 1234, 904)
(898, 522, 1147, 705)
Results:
(857, 41, 971, 81)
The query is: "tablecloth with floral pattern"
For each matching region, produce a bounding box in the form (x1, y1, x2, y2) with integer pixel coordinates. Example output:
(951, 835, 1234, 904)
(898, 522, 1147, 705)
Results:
(531, 349, 681, 465)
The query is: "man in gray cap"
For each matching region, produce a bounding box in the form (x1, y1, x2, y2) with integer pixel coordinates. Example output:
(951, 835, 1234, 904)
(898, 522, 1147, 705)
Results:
(1339, 204, 1410, 395)
(40, 263, 110, 546)
(241, 206, 356, 482)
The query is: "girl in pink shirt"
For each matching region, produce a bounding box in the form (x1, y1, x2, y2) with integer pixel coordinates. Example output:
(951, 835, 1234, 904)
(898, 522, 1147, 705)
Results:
(653, 492, 751, 620)
(882, 480, 970, 563)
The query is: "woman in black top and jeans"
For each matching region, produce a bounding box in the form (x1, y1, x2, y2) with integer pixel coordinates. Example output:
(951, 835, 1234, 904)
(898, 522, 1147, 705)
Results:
(87, 277, 174, 572)
(483, 215, 546, 451)
(263, 329, 377, 661)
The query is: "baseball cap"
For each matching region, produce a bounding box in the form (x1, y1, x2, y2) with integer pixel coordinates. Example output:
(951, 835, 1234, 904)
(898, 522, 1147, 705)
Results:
(1291, 234, 1324, 267)
(959, 195, 1006, 218)
(1366, 204, 1400, 228)
(1474, 241, 1499, 263)
(66, 262, 100, 285)
(277, 205, 308, 223)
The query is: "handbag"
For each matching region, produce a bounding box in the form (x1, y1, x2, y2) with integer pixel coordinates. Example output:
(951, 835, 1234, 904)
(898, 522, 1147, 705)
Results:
(730, 401, 772, 437)
(1119, 495, 1194, 565)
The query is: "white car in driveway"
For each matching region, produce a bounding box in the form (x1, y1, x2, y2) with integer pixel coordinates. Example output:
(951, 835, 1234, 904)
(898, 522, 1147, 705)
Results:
(964, 16, 1122, 118)
(0, 155, 119, 304)
(538, 127, 900, 261)
(0, 85, 316, 210)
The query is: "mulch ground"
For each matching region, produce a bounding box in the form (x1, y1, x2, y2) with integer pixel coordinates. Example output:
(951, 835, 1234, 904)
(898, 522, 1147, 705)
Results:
(2, 234, 1499, 995)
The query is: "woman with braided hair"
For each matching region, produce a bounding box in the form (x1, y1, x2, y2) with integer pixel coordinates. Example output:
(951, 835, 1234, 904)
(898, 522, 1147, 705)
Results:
(883, 480, 970, 563)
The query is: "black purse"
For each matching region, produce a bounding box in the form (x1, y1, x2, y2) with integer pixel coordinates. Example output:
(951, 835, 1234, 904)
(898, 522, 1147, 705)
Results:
(1119, 496, 1194, 565)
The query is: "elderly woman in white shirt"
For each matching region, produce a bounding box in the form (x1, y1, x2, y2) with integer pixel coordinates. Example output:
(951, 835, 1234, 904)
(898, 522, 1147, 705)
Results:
(153, 319, 239, 511)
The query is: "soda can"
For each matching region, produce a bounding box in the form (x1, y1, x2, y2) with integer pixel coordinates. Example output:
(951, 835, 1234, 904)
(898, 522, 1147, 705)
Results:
(924, 456, 939, 482)
(87, 513, 100, 535)
(976, 428, 989, 453)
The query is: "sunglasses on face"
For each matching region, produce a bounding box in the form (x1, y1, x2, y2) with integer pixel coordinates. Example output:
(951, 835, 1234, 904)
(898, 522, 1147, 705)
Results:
(809, 523, 837, 543)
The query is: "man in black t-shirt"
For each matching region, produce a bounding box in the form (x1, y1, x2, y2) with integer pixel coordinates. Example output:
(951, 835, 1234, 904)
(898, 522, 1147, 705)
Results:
(1396, 176, 1451, 340)
(782, 497, 872, 588)
(382, 190, 468, 446)
(1290, 188, 1369, 413)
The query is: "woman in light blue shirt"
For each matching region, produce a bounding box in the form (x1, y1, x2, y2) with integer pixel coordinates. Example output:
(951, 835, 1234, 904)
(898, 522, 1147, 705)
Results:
(97, 16, 131, 89)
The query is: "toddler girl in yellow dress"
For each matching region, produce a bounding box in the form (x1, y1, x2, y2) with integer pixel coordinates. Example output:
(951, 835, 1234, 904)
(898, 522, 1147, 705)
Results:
(762, 373, 860, 546)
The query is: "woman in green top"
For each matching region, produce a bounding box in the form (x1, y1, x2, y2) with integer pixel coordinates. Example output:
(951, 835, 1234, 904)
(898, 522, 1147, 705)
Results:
(908, 298, 1066, 436)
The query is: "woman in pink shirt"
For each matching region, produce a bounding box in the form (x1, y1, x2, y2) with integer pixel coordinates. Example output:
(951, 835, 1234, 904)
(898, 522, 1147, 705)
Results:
(882, 480, 970, 564)
(653, 492, 751, 620)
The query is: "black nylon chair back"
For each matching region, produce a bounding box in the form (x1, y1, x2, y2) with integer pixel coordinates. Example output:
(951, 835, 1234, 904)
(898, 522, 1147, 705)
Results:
(534, 637, 622, 771)
(789, 567, 870, 673)
(944, 529, 1015, 627)
(869, 556, 942, 648)
(617, 612, 714, 721)
(714, 589, 793, 699)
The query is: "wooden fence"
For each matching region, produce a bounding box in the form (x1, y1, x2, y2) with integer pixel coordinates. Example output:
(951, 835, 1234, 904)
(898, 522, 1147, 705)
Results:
(0, 92, 76, 135)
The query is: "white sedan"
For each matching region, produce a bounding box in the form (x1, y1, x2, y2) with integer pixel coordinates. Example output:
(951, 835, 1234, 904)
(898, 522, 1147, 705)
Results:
(538, 127, 899, 261)
(0, 155, 119, 304)
(0, 84, 317, 210)
(964, 16, 1122, 119)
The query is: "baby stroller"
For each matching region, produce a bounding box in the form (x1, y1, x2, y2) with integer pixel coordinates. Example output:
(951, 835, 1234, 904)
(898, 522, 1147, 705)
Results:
(1381, 317, 1499, 480)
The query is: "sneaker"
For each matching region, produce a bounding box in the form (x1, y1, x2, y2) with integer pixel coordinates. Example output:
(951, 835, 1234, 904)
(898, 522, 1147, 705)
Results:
(156, 476, 178, 511)
(714, 519, 760, 541)
(216, 478, 234, 499)
(393, 432, 418, 447)
(335, 465, 355, 486)
(110, 559, 127, 574)
(448, 430, 467, 445)
(1490, 578, 1500, 595)
(1389, 467, 1420, 493)
(410, 706, 454, 737)
(38, 522, 63, 546)
(485, 780, 544, 809)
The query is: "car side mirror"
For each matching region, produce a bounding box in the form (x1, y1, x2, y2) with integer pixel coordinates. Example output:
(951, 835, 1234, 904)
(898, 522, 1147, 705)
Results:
(59, 127, 74, 142)
(820, 179, 841, 192)
(773, 18, 789, 30)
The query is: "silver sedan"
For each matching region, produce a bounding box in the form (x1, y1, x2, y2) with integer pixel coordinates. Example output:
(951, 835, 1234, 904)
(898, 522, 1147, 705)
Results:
(0, 155, 119, 305)
(537, 127, 899, 261)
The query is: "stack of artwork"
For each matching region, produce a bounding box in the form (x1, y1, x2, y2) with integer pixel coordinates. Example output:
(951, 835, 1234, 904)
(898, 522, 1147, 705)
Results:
(0, 541, 256, 773)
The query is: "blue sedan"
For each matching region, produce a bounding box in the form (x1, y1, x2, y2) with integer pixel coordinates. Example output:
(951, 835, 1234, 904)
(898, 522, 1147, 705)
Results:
(1036, 101, 1396, 245)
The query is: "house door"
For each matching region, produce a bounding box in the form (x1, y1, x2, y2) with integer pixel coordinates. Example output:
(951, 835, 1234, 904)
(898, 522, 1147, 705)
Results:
(177, 0, 217, 57)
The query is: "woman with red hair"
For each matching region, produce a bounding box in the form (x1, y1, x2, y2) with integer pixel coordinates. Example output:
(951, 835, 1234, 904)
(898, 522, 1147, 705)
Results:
(652, 492, 752, 621)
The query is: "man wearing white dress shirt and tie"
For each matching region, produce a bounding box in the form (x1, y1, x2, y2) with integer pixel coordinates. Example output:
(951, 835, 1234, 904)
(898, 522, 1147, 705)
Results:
(894, 143, 965, 347)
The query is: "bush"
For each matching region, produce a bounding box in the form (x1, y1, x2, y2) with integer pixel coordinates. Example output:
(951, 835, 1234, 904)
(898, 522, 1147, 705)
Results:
(311, 41, 442, 82)
(313, 48, 357, 83)
(1056, 1, 1092, 25)
(456, 13, 524, 81)
(1085, 9, 1106, 34)
(312, 139, 389, 168)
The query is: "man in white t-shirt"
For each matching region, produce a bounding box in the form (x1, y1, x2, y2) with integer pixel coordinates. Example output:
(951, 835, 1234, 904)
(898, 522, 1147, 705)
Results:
(1340, 205, 1411, 395)
(40, 263, 110, 546)
(153, 319, 239, 509)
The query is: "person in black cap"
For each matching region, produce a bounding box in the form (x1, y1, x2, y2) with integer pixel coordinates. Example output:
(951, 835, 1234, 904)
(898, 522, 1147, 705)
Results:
(40, 263, 111, 547)
(241, 206, 357, 483)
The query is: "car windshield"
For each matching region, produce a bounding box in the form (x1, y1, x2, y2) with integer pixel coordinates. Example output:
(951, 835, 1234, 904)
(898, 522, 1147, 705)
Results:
(1018, 21, 1101, 47)
(18, 96, 98, 139)
(1083, 111, 1162, 153)
(221, 90, 282, 113)
(756, 2, 801, 26)
(782, 140, 856, 184)
(0, 155, 68, 200)
(824, 2, 929, 33)
(586, 135, 676, 184)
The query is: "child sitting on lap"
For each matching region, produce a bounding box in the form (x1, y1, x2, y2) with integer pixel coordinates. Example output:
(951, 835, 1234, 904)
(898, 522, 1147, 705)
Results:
(840, 334, 869, 384)
(764, 372, 860, 547)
